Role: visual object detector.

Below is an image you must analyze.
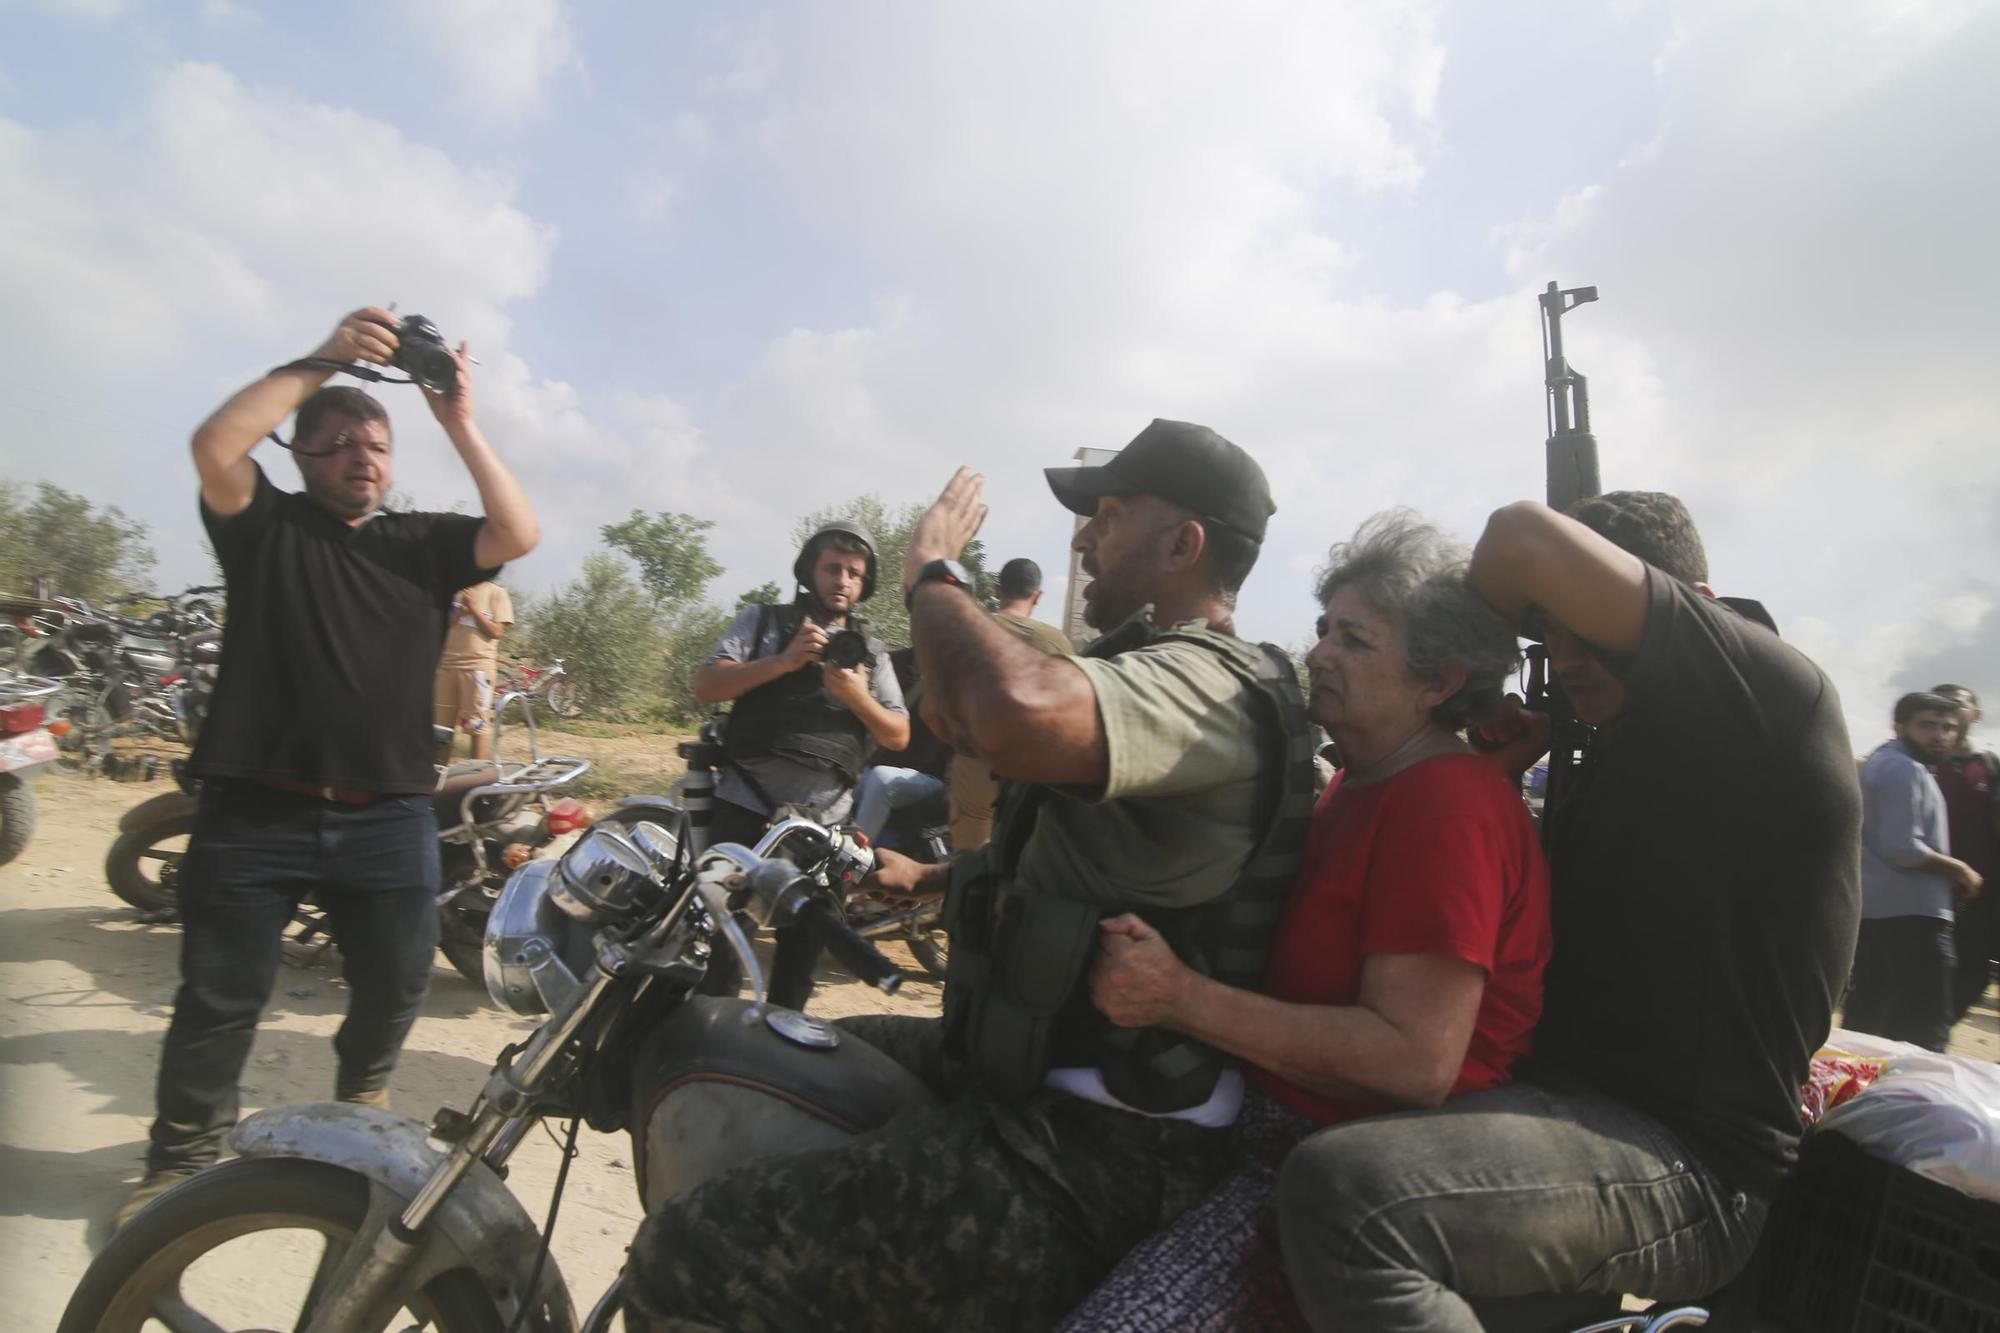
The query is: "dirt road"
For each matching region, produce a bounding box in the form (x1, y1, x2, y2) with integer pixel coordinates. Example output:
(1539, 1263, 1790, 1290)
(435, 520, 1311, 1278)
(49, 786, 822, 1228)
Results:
(0, 766, 943, 1330)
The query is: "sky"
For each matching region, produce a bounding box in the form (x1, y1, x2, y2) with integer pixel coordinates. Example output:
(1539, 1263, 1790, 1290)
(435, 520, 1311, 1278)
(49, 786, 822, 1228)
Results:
(1, 0, 1994, 750)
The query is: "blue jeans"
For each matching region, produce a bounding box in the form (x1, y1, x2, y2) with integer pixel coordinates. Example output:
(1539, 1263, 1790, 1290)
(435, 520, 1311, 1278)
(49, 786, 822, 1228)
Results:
(1274, 1080, 1767, 1332)
(147, 782, 441, 1171)
(852, 766, 948, 843)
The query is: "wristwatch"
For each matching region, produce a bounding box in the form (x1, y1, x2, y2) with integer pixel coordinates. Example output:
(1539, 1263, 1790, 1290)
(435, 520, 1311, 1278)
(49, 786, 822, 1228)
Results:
(905, 558, 974, 609)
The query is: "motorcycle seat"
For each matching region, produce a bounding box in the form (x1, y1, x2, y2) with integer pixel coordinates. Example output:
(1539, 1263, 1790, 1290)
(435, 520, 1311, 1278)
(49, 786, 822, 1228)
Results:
(432, 761, 502, 828)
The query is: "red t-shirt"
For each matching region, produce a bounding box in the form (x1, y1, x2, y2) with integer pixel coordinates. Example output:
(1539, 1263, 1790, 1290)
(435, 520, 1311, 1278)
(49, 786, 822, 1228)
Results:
(1248, 753, 1552, 1126)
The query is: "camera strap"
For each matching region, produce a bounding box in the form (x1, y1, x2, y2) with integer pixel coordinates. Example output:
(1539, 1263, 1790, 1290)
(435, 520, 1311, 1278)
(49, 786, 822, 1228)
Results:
(263, 357, 422, 455)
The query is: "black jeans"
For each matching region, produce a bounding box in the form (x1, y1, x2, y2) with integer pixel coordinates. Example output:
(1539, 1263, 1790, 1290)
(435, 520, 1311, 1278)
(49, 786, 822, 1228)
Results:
(147, 782, 441, 1171)
(699, 799, 823, 1011)
(1845, 914, 1956, 1052)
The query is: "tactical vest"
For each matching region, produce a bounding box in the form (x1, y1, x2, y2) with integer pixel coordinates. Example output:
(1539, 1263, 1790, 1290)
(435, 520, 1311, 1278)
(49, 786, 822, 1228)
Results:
(938, 613, 1316, 1114)
(721, 602, 882, 787)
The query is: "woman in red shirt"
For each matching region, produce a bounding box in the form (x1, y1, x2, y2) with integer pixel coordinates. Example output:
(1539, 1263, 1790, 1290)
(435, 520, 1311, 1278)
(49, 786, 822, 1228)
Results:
(1061, 510, 1551, 1330)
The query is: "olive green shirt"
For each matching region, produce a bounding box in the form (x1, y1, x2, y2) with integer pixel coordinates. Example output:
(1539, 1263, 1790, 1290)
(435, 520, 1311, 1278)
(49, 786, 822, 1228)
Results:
(1011, 613, 1274, 911)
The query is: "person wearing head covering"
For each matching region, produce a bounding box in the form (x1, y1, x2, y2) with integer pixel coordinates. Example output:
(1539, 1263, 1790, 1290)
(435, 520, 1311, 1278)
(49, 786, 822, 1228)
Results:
(691, 520, 910, 1007)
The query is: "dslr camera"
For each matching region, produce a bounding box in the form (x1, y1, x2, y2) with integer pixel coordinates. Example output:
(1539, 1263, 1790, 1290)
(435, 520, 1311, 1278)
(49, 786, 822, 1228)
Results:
(821, 629, 871, 671)
(390, 315, 460, 395)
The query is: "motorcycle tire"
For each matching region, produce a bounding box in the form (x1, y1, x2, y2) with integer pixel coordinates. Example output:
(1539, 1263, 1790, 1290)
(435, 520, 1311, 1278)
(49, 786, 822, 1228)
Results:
(58, 1157, 505, 1333)
(0, 772, 33, 867)
(104, 812, 195, 913)
(437, 903, 491, 991)
(906, 927, 949, 981)
(544, 680, 582, 718)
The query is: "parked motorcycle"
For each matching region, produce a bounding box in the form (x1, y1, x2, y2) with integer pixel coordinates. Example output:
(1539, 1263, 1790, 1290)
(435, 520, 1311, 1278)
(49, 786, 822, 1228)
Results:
(679, 716, 952, 980)
(28, 587, 223, 766)
(60, 808, 922, 1332)
(104, 693, 597, 988)
(0, 672, 63, 865)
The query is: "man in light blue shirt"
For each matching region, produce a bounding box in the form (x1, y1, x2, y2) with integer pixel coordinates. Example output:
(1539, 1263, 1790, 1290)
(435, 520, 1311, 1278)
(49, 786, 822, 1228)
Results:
(1846, 690, 1985, 1050)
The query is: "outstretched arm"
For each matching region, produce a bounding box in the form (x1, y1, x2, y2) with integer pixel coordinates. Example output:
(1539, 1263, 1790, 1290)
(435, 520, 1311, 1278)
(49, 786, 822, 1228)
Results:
(905, 469, 1108, 785)
(191, 307, 399, 516)
(422, 345, 538, 568)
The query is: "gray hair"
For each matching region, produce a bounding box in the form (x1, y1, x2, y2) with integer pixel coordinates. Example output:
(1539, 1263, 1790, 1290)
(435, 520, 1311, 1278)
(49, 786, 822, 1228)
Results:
(1314, 509, 1520, 730)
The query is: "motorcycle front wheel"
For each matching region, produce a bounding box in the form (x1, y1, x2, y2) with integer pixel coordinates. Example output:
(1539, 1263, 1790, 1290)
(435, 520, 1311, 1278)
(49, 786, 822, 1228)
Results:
(59, 1157, 505, 1333)
(104, 811, 194, 913)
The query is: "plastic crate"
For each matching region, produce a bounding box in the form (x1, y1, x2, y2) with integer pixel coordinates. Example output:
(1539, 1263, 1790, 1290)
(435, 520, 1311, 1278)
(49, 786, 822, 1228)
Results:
(1759, 1128, 2000, 1332)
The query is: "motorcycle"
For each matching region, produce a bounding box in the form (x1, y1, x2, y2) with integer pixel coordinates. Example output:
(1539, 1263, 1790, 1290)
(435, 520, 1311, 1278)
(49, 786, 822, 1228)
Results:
(61, 799, 1728, 1333)
(499, 654, 583, 719)
(28, 588, 223, 767)
(0, 672, 63, 865)
(679, 716, 952, 980)
(60, 808, 925, 1332)
(104, 692, 599, 989)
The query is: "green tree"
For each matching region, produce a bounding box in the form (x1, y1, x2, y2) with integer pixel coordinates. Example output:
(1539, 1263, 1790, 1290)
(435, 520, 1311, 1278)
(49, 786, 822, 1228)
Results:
(654, 601, 736, 729)
(601, 510, 723, 607)
(0, 481, 156, 602)
(736, 581, 782, 609)
(516, 553, 665, 719)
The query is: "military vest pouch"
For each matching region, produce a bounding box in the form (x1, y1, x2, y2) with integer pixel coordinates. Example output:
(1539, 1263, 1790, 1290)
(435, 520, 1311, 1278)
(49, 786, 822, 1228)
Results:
(969, 889, 1101, 1103)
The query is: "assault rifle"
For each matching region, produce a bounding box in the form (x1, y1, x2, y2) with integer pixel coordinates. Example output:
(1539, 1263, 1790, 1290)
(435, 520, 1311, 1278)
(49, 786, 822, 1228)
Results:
(1531, 280, 1601, 837)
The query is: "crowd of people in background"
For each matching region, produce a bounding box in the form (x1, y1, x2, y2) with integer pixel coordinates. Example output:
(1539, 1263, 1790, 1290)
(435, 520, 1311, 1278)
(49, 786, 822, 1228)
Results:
(1849, 685, 1995, 1052)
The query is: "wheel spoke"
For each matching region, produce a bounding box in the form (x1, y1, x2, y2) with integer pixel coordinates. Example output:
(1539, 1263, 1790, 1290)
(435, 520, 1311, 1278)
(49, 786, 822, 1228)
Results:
(140, 848, 183, 862)
(294, 1234, 352, 1333)
(152, 1289, 229, 1333)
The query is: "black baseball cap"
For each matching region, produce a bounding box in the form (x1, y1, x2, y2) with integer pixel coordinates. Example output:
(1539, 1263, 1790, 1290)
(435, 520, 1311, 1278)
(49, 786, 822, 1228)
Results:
(1044, 419, 1274, 543)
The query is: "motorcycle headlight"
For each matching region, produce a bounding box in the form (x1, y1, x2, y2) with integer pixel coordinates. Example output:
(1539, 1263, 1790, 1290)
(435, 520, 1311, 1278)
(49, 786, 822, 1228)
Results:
(482, 859, 596, 1015)
(549, 826, 657, 925)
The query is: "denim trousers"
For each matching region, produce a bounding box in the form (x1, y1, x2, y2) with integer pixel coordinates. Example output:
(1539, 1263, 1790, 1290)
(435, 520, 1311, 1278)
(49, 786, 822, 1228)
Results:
(1274, 1080, 1766, 1332)
(147, 781, 441, 1171)
(1845, 914, 1957, 1052)
(852, 765, 949, 843)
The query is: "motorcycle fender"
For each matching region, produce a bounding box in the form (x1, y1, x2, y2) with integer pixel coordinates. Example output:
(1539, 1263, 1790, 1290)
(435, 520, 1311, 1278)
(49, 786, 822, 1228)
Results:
(231, 1102, 581, 1333)
(117, 788, 199, 834)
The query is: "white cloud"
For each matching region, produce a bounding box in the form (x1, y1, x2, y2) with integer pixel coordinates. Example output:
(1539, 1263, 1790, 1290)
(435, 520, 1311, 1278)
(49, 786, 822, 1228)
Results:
(25, 0, 125, 20)
(0, 59, 693, 598)
(401, 0, 583, 126)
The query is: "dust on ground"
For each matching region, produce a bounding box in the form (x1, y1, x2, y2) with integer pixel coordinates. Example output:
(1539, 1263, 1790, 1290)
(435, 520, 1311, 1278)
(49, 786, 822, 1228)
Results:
(0, 761, 942, 1330)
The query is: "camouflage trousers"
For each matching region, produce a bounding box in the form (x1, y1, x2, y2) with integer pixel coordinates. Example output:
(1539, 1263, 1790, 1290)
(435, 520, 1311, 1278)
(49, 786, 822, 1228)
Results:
(624, 1014, 1234, 1333)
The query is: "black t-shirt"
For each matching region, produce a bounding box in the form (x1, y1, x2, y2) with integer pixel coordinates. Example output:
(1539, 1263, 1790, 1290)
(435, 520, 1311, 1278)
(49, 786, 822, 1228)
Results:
(1532, 567, 1861, 1198)
(189, 466, 493, 793)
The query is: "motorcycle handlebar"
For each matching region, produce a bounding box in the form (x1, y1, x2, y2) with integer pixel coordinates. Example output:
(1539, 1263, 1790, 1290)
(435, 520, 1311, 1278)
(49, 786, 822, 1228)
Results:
(795, 897, 903, 996)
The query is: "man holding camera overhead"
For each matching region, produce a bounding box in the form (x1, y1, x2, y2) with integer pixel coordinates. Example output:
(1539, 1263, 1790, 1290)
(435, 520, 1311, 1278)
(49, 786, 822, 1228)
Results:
(119, 307, 539, 1227)
(691, 521, 910, 1006)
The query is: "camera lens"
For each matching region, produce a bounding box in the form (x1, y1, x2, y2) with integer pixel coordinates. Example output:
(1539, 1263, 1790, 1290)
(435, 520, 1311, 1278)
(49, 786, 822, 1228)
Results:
(823, 629, 868, 670)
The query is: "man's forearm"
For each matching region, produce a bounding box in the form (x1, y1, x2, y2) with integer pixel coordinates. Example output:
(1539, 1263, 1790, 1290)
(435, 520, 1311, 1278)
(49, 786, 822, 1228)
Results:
(193, 363, 336, 467)
(450, 421, 539, 564)
(910, 582, 1103, 783)
(693, 656, 795, 704)
(848, 692, 911, 750)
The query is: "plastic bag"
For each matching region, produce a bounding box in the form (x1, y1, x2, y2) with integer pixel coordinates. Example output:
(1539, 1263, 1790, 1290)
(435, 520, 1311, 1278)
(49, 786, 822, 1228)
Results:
(1818, 1027, 2000, 1203)
(1800, 1051, 1884, 1127)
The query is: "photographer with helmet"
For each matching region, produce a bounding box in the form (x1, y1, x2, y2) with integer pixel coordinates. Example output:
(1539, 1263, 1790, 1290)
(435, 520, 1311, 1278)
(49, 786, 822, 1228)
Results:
(119, 306, 538, 1227)
(691, 520, 910, 1007)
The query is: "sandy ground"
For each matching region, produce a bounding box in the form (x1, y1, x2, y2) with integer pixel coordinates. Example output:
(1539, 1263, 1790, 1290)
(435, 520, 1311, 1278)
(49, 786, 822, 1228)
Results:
(0, 764, 943, 1331)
